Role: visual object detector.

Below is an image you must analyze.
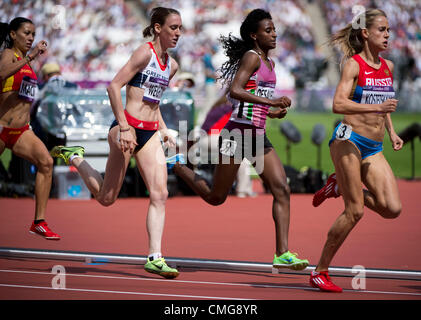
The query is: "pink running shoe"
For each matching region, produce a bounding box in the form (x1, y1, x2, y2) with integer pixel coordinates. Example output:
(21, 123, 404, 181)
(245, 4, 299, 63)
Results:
(30, 221, 61, 240)
(312, 173, 339, 207)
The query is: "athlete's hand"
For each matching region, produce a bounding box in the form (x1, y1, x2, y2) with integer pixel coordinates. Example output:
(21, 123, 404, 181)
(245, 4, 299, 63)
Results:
(268, 107, 288, 119)
(160, 129, 176, 149)
(379, 99, 398, 113)
(30, 40, 48, 60)
(270, 96, 291, 109)
(390, 132, 403, 151)
(119, 129, 138, 153)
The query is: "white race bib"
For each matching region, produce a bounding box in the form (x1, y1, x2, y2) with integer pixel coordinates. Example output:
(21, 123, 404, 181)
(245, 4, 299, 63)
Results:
(142, 76, 168, 104)
(18, 76, 37, 102)
(336, 123, 352, 140)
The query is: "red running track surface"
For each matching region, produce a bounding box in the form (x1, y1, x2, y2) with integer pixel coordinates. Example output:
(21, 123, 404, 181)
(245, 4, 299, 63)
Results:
(0, 179, 420, 301)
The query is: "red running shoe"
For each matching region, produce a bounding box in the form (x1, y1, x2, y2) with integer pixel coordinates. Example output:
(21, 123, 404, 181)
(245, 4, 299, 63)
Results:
(310, 271, 342, 293)
(312, 173, 339, 207)
(30, 221, 61, 240)
(310, 271, 343, 293)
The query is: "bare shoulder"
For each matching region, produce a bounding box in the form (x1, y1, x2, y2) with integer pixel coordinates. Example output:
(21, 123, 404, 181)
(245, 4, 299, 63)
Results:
(0, 48, 17, 62)
(169, 56, 179, 79)
(340, 57, 359, 79)
(169, 56, 179, 71)
(132, 43, 152, 61)
(384, 58, 394, 73)
(242, 50, 261, 64)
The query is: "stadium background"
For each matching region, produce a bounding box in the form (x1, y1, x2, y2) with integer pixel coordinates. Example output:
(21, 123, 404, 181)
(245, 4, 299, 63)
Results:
(1, 0, 420, 184)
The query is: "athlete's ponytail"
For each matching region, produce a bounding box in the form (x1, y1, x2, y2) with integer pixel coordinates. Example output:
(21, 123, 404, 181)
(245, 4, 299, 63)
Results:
(218, 9, 272, 86)
(142, 7, 180, 38)
(0, 17, 33, 50)
(0, 22, 10, 50)
(329, 9, 387, 62)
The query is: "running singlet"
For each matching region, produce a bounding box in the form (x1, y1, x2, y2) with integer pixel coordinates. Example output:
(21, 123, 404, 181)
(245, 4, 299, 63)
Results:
(349, 54, 394, 104)
(228, 50, 276, 129)
(127, 42, 171, 104)
(0, 53, 38, 102)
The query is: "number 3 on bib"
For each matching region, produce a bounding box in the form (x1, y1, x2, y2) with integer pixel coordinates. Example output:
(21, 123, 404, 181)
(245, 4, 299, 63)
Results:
(336, 123, 352, 141)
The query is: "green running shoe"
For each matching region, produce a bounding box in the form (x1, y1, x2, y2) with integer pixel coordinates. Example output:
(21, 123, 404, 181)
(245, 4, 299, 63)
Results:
(144, 257, 179, 279)
(273, 251, 309, 271)
(50, 145, 85, 165)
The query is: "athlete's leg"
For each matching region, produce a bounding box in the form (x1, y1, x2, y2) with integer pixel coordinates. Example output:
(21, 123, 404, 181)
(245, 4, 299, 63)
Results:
(135, 132, 169, 255)
(173, 157, 240, 206)
(12, 130, 53, 220)
(71, 126, 132, 206)
(361, 152, 401, 219)
(315, 140, 365, 272)
(257, 148, 290, 255)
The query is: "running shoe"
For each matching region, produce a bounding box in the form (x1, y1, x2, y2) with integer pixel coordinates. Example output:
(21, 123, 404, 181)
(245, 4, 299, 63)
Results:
(50, 145, 85, 165)
(272, 251, 309, 271)
(29, 221, 61, 240)
(144, 257, 179, 279)
(166, 153, 185, 170)
(310, 271, 343, 293)
(312, 173, 340, 207)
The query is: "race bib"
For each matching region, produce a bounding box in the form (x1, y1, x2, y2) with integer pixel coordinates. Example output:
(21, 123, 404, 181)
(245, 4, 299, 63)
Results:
(220, 139, 237, 157)
(256, 81, 275, 100)
(143, 76, 168, 104)
(336, 123, 352, 140)
(19, 76, 37, 102)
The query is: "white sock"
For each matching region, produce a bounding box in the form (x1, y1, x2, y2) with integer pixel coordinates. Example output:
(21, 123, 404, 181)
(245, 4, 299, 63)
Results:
(334, 184, 339, 195)
(148, 252, 162, 261)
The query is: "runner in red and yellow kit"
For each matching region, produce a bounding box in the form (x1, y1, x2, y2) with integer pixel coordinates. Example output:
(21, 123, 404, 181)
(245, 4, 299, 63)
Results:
(0, 17, 60, 239)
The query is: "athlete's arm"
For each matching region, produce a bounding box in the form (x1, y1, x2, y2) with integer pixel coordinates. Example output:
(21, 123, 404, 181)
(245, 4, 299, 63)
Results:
(383, 60, 403, 151)
(0, 41, 47, 81)
(229, 52, 290, 108)
(107, 44, 151, 130)
(332, 58, 398, 114)
(157, 57, 179, 148)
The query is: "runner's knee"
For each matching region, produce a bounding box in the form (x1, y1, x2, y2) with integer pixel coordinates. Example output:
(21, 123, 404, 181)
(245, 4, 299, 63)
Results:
(207, 194, 227, 206)
(383, 202, 402, 219)
(36, 154, 54, 174)
(149, 188, 169, 205)
(344, 203, 364, 223)
(374, 196, 401, 219)
(268, 178, 290, 201)
(98, 194, 118, 207)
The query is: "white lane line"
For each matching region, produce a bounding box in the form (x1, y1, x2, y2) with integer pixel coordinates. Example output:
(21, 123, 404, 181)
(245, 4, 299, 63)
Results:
(1, 269, 420, 297)
(0, 283, 250, 300)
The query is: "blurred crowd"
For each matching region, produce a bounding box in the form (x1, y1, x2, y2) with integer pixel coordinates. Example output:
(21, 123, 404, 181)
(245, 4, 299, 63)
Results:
(1, 0, 420, 93)
(0, 0, 140, 83)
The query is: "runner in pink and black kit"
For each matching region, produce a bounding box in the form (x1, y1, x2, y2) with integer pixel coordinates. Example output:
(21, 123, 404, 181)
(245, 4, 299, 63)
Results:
(171, 9, 309, 271)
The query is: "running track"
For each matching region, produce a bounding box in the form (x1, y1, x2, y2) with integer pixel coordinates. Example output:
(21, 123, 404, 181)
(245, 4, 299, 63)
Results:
(0, 180, 420, 303)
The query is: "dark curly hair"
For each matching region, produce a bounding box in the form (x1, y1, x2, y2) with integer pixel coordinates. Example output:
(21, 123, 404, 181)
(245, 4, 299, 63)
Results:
(218, 9, 272, 86)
